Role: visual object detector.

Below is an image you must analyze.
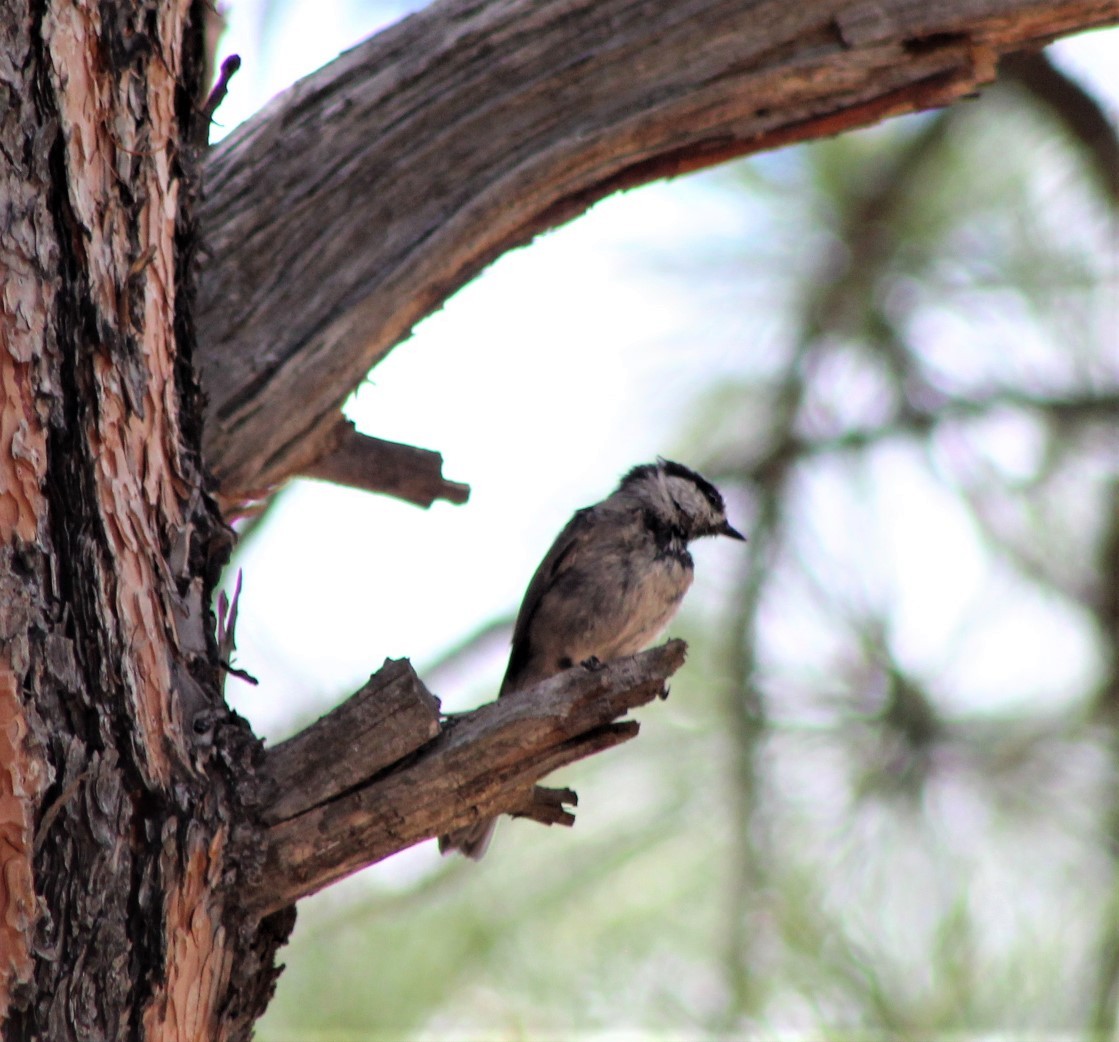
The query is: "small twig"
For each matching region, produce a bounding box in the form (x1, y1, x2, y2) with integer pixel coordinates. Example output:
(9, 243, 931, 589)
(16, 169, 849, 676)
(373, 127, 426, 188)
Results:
(198, 54, 241, 146)
(216, 569, 242, 654)
(217, 570, 253, 691)
(510, 785, 579, 827)
(220, 661, 259, 685)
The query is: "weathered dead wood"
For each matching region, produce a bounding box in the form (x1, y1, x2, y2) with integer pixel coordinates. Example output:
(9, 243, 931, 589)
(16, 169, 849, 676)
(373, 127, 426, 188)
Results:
(249, 640, 687, 916)
(196, 0, 1119, 504)
(299, 420, 470, 508)
(510, 785, 580, 828)
(262, 658, 443, 825)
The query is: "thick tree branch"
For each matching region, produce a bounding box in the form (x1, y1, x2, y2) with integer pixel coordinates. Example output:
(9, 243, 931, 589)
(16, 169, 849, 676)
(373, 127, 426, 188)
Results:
(261, 658, 443, 825)
(248, 641, 687, 916)
(196, 0, 1119, 505)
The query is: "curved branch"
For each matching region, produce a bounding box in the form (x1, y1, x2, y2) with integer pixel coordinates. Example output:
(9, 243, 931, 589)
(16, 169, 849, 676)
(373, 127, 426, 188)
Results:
(196, 0, 1118, 500)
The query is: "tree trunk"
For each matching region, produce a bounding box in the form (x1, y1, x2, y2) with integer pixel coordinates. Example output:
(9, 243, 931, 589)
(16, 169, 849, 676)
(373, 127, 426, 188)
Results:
(1, 0, 1117, 1039)
(0, 2, 288, 1038)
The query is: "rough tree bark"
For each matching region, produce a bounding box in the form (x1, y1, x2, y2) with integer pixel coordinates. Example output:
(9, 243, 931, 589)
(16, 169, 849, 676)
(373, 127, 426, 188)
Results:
(1, 0, 1116, 1039)
(0, 1, 286, 1039)
(0, 1, 304, 1037)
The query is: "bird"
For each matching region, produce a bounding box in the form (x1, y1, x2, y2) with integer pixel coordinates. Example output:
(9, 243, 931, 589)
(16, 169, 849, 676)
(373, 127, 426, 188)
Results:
(439, 458, 745, 859)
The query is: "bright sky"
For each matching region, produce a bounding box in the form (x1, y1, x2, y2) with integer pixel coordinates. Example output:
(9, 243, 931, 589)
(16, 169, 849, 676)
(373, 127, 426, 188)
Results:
(210, 4, 1119, 750)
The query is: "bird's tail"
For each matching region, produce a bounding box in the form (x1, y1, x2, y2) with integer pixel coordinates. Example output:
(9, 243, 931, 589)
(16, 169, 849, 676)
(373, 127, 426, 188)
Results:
(440, 670, 534, 858)
(438, 817, 497, 860)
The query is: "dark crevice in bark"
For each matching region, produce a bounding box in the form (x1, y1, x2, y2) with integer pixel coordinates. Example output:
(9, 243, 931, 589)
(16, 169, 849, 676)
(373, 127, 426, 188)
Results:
(176, 0, 224, 515)
(42, 140, 106, 749)
(26, 70, 163, 1042)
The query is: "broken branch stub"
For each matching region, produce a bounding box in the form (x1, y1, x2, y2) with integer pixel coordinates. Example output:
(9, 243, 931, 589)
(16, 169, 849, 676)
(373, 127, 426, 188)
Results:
(262, 658, 443, 825)
(300, 420, 470, 508)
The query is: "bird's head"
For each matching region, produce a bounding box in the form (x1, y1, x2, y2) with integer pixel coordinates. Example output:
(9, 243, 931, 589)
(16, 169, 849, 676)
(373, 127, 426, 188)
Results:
(618, 458, 745, 543)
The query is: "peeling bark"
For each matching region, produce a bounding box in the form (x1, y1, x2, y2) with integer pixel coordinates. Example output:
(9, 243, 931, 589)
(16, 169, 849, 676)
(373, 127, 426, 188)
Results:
(0, 672, 48, 1017)
(141, 827, 230, 1042)
(0, 0, 67, 1021)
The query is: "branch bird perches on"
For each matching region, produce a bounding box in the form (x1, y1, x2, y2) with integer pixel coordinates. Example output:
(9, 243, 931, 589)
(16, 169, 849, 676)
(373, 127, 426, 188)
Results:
(249, 641, 687, 916)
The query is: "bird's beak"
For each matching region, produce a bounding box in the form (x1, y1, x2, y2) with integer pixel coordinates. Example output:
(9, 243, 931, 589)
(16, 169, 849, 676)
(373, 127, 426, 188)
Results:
(718, 520, 747, 541)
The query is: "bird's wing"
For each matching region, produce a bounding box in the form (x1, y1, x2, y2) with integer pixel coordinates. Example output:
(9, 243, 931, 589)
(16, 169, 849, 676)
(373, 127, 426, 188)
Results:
(501, 506, 596, 694)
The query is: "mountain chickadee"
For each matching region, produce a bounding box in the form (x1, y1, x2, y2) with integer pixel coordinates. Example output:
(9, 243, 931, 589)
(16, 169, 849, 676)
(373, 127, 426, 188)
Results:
(439, 458, 745, 859)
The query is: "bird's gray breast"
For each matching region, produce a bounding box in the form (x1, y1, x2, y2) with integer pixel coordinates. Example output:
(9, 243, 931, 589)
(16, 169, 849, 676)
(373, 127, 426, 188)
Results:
(505, 506, 695, 690)
(603, 530, 693, 658)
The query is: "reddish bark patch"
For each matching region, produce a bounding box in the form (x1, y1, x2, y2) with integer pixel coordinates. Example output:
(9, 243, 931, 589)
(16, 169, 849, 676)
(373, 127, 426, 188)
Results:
(0, 669, 49, 1018)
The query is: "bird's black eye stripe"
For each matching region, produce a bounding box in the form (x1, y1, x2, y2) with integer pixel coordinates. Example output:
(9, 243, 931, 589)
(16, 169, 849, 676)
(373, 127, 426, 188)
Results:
(659, 459, 725, 513)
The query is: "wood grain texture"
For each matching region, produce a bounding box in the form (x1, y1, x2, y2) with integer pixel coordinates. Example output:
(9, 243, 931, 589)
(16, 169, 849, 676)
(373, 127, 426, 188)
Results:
(262, 658, 443, 824)
(196, 0, 1119, 501)
(250, 640, 687, 915)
